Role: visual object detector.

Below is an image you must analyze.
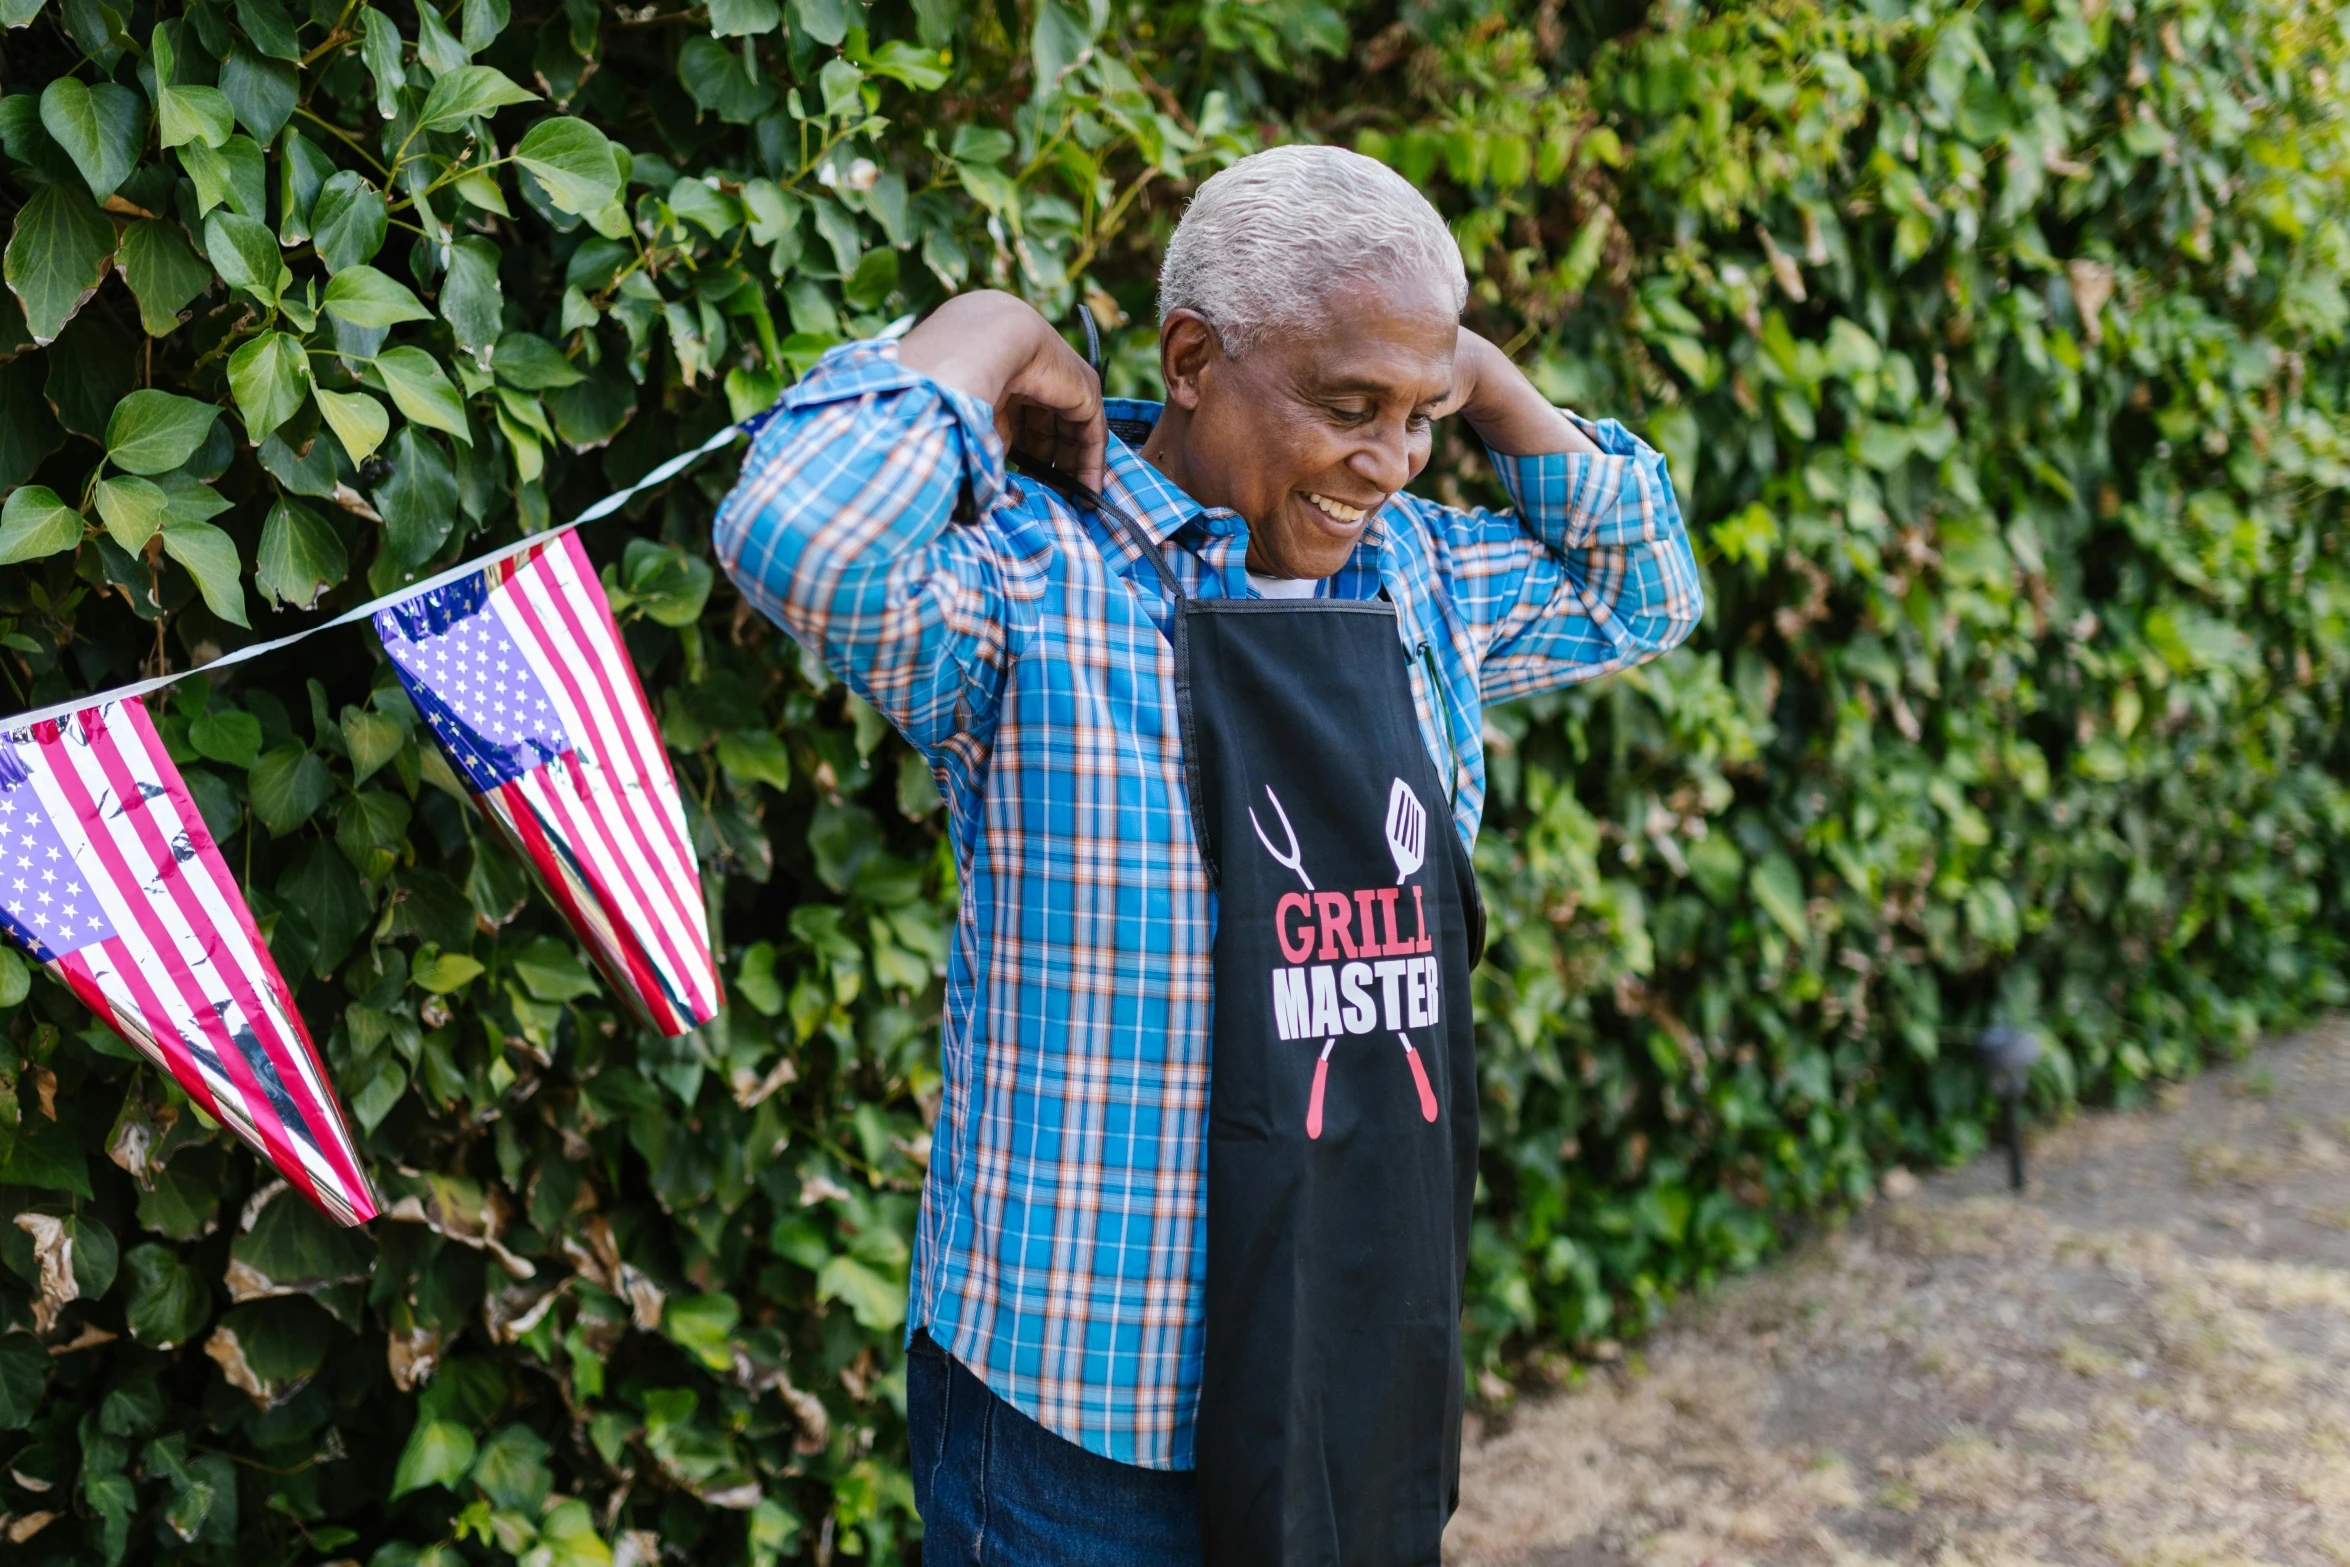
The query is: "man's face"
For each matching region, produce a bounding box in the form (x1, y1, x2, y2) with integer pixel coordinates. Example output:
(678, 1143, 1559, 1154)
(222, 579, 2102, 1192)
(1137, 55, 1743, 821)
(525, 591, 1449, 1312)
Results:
(1164, 276, 1459, 580)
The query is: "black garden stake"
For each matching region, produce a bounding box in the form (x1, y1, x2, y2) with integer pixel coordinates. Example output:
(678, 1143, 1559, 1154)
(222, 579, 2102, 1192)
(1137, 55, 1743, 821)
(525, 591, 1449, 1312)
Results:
(1977, 1025, 2042, 1192)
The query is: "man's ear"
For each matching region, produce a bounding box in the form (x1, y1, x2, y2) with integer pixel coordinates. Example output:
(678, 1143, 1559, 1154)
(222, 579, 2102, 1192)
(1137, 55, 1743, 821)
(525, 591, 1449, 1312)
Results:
(1159, 310, 1219, 411)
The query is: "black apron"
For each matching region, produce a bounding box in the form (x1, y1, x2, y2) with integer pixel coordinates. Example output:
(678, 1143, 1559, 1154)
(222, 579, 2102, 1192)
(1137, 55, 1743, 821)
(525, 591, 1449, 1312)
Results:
(1016, 450, 1481, 1567)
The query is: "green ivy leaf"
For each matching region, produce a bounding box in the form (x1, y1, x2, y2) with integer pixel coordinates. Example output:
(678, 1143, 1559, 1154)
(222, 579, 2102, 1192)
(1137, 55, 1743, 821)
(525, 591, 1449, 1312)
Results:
(717, 729, 793, 793)
(538, 1500, 616, 1567)
(791, 0, 848, 47)
(138, 1153, 225, 1239)
(513, 117, 622, 218)
(512, 935, 599, 1001)
(189, 707, 264, 768)
(815, 1255, 904, 1331)
(0, 484, 83, 563)
(710, 0, 779, 35)
(0, 1333, 47, 1428)
(734, 942, 784, 1015)
(470, 1423, 554, 1514)
(118, 219, 214, 336)
(226, 331, 314, 440)
(279, 840, 370, 975)
(161, 519, 251, 627)
(842, 246, 899, 310)
(249, 745, 332, 834)
(0, 356, 63, 489)
(105, 390, 222, 475)
(375, 346, 471, 442)
(1029, 0, 1099, 99)
(491, 331, 585, 389)
(158, 82, 236, 150)
(92, 474, 171, 552)
(391, 1419, 478, 1499)
(0, 945, 27, 1007)
(1749, 851, 1808, 942)
(441, 236, 504, 362)
(661, 1291, 739, 1371)
(417, 64, 538, 132)
(234, 0, 303, 59)
(38, 77, 144, 200)
(413, 947, 485, 992)
(153, 21, 235, 147)
(620, 538, 714, 626)
(179, 132, 270, 218)
(155, 470, 232, 527)
(3, 182, 117, 344)
(856, 37, 952, 91)
(378, 426, 460, 564)
(311, 170, 390, 272)
(124, 1244, 213, 1350)
(350, 1059, 407, 1132)
(205, 210, 292, 304)
(682, 36, 780, 123)
(255, 496, 350, 608)
(315, 388, 391, 465)
(342, 705, 406, 783)
(458, 0, 505, 52)
(64, 1211, 119, 1299)
(322, 263, 430, 328)
(220, 39, 299, 146)
(0, 1114, 89, 1194)
(415, 0, 471, 73)
(358, 7, 407, 119)
(234, 1183, 373, 1288)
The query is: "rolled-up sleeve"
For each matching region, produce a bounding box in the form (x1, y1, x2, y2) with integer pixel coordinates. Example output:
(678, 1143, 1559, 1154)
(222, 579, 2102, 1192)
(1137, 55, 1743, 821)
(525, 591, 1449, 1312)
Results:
(713, 340, 1031, 755)
(1434, 414, 1704, 702)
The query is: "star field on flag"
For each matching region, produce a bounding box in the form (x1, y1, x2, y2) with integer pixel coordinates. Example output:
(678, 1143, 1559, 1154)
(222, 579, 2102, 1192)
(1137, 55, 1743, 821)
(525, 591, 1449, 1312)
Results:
(375, 531, 721, 1035)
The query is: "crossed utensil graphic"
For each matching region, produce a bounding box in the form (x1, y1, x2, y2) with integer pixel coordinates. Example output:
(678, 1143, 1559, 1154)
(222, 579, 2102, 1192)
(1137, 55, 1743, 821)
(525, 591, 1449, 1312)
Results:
(1249, 782, 1441, 1138)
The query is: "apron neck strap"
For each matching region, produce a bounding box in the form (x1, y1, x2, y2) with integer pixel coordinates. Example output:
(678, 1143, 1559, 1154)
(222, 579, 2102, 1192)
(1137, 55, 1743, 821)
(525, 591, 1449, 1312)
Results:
(1011, 454, 1188, 604)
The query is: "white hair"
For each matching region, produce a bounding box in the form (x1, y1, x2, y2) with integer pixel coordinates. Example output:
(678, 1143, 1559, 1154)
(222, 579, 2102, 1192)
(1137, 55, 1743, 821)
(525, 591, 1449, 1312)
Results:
(1157, 144, 1468, 358)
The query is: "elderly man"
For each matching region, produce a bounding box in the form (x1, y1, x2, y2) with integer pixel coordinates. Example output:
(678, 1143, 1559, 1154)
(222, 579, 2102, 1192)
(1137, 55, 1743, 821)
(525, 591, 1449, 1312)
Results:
(715, 145, 1701, 1566)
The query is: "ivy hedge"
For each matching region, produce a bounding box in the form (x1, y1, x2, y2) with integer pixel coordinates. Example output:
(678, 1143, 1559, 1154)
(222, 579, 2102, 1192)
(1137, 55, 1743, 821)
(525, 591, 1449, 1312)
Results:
(1, 0, 2345, 1561)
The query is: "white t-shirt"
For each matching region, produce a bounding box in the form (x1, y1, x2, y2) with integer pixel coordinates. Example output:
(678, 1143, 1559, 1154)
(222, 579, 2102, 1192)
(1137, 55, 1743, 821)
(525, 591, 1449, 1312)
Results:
(1246, 572, 1320, 600)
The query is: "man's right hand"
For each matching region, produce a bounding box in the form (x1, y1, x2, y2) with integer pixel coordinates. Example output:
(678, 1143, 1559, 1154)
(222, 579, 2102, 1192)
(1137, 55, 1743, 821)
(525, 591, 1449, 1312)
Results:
(897, 291, 1107, 493)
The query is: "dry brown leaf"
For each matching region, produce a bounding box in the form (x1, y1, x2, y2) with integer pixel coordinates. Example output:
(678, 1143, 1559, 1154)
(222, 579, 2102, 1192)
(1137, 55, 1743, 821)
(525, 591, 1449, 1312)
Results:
(485, 1280, 567, 1344)
(2067, 259, 2116, 349)
(205, 1325, 268, 1405)
(388, 1321, 444, 1392)
(4, 1510, 61, 1543)
(12, 1214, 74, 1334)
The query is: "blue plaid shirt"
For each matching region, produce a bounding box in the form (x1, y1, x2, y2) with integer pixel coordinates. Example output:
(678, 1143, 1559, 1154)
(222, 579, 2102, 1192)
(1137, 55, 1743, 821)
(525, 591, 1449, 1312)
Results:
(714, 339, 1701, 1469)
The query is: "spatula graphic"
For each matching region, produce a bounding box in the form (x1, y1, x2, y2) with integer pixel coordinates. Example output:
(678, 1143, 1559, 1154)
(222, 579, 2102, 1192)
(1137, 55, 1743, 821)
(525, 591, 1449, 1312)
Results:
(1385, 778, 1426, 885)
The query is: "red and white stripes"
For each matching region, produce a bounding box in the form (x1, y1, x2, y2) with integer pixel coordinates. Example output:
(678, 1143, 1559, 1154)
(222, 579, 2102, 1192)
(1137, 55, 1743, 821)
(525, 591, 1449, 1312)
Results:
(8, 701, 378, 1226)
(475, 533, 719, 1033)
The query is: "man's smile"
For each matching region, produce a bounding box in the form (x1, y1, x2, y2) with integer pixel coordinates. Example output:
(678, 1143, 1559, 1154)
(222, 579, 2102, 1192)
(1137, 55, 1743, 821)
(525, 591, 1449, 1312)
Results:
(1302, 491, 1378, 524)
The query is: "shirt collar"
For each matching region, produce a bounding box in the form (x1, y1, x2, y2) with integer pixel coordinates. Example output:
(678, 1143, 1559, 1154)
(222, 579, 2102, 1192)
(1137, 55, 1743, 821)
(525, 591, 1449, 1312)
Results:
(1094, 398, 1392, 556)
(1098, 399, 1222, 546)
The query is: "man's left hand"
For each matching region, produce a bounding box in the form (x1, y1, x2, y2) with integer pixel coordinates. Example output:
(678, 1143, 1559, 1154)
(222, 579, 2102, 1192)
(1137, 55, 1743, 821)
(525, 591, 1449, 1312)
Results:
(1439, 329, 1602, 458)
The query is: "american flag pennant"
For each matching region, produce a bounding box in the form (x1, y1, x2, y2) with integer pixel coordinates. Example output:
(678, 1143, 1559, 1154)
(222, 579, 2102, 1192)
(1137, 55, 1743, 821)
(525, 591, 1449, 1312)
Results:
(0, 700, 380, 1226)
(374, 530, 721, 1036)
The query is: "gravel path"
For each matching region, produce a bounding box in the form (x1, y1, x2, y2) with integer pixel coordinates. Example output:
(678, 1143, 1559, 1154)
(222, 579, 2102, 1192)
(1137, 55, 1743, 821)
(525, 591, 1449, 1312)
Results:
(1448, 1018, 2350, 1566)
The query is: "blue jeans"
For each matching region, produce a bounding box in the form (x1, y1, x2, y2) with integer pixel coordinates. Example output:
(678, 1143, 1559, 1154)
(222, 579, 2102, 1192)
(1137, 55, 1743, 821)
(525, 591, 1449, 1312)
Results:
(908, 1332, 1202, 1566)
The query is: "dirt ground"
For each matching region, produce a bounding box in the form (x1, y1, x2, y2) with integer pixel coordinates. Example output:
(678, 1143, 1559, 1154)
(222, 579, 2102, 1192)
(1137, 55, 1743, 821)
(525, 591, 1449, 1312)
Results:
(1448, 1018, 2350, 1567)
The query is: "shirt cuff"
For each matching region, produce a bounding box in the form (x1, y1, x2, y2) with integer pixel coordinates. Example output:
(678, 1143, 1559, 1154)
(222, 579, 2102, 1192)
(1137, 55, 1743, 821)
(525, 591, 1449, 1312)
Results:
(774, 337, 1011, 516)
(1485, 413, 1671, 547)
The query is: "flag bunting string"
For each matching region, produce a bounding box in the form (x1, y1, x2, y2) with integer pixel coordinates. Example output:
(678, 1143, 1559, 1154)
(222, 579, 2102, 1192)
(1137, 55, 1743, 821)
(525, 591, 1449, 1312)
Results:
(1, 413, 769, 734)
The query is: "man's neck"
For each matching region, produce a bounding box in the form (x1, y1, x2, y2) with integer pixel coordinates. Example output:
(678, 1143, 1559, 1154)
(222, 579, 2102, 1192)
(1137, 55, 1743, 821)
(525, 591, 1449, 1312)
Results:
(1137, 403, 1203, 502)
